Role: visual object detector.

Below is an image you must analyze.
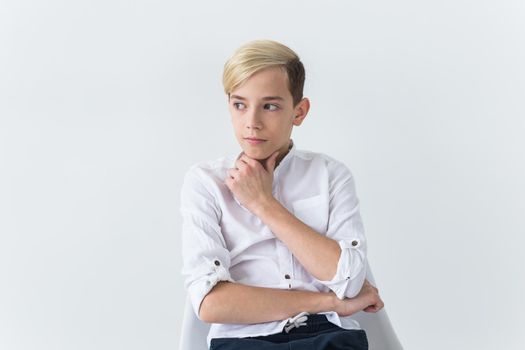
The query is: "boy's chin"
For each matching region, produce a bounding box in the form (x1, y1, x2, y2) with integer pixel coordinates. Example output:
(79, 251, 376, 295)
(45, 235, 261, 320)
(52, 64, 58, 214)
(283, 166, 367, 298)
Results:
(241, 149, 272, 160)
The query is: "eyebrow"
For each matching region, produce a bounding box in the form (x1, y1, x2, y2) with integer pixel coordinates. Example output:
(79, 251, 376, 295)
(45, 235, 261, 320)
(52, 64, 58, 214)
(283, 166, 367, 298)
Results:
(230, 94, 285, 101)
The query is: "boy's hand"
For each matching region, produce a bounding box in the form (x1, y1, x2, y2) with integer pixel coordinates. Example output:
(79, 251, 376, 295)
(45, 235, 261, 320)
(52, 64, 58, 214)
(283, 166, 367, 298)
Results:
(333, 279, 384, 317)
(225, 150, 280, 213)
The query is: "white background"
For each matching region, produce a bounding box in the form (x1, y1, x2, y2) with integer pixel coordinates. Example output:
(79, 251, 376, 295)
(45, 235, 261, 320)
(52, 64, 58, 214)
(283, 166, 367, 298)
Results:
(1, 1, 524, 349)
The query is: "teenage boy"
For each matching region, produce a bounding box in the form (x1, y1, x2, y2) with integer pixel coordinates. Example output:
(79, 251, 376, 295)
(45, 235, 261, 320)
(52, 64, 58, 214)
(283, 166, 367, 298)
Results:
(180, 39, 384, 350)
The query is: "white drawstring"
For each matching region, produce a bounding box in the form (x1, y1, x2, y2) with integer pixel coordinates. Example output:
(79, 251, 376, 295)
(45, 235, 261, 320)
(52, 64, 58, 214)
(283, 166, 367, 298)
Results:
(284, 311, 310, 333)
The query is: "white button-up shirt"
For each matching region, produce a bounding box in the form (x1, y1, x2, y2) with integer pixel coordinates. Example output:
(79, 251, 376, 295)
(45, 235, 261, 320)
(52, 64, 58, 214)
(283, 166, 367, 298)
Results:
(180, 139, 367, 348)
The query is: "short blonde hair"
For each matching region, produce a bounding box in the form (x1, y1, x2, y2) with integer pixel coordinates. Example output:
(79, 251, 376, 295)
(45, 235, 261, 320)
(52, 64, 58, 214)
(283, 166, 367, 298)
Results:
(222, 39, 305, 107)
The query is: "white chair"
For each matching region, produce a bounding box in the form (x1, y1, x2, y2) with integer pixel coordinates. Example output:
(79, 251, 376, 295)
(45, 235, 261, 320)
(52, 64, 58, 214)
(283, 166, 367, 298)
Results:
(179, 259, 404, 350)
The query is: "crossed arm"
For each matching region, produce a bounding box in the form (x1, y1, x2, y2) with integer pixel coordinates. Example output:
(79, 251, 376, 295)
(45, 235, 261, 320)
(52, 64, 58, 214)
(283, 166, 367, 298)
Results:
(199, 279, 381, 324)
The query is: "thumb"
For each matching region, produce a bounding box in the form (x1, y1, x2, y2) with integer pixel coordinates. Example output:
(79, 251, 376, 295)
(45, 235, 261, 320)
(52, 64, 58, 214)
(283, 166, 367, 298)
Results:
(265, 150, 280, 173)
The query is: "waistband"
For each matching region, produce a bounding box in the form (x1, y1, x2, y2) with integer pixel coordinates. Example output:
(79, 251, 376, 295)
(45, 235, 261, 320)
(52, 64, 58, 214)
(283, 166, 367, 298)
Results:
(283, 312, 332, 334)
(299, 314, 329, 324)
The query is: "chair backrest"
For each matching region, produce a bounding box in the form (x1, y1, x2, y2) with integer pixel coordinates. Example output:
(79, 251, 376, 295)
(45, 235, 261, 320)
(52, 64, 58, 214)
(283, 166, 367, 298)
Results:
(179, 259, 404, 350)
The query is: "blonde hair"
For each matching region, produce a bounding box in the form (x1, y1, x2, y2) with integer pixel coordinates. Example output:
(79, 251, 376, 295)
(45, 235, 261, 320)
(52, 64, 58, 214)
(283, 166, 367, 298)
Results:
(222, 39, 305, 107)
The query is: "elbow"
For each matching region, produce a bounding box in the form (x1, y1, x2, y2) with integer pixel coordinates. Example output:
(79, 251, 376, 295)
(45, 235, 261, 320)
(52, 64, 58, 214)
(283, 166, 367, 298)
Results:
(343, 286, 360, 299)
(197, 281, 229, 323)
(330, 261, 367, 300)
(198, 294, 214, 323)
(342, 271, 367, 299)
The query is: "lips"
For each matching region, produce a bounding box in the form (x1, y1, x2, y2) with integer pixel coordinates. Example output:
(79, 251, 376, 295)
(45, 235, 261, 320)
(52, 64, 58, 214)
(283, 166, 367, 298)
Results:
(244, 137, 266, 141)
(244, 137, 266, 145)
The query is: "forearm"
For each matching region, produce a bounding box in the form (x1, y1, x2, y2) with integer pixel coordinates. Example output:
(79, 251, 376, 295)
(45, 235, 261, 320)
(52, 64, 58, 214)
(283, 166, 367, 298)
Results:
(199, 281, 335, 324)
(253, 198, 341, 281)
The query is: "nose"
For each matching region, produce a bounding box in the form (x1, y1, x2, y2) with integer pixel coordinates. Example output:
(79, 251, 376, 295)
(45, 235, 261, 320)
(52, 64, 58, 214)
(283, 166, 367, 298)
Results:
(246, 109, 262, 130)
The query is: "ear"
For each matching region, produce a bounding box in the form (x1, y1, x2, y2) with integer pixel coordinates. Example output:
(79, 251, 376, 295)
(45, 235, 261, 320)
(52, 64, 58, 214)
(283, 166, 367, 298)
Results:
(293, 97, 310, 126)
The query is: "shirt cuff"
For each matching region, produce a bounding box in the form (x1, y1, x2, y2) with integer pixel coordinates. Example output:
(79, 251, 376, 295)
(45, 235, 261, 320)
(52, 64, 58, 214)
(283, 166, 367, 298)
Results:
(314, 239, 367, 299)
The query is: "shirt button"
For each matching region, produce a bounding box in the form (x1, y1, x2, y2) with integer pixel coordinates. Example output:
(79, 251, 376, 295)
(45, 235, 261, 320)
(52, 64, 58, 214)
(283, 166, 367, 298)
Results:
(284, 274, 291, 279)
(351, 240, 359, 247)
(214, 260, 221, 266)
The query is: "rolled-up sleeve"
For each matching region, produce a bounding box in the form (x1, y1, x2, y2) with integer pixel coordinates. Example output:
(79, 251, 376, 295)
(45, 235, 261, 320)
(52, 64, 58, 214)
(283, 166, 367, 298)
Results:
(180, 167, 234, 320)
(314, 161, 367, 299)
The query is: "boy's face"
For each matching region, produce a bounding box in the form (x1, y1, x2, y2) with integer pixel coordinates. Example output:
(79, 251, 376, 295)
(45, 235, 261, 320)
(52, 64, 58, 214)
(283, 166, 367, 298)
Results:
(228, 66, 309, 166)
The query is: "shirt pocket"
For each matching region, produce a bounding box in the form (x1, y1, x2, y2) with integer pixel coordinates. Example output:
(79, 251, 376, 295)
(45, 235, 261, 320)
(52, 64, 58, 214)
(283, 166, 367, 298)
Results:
(291, 194, 328, 233)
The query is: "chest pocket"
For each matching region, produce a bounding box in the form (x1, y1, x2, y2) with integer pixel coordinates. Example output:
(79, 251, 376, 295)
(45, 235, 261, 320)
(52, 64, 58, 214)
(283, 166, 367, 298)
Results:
(291, 194, 329, 234)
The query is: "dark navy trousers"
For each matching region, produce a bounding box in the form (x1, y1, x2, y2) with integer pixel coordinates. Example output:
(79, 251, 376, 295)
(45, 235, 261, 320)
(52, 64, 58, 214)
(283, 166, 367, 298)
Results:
(209, 314, 369, 350)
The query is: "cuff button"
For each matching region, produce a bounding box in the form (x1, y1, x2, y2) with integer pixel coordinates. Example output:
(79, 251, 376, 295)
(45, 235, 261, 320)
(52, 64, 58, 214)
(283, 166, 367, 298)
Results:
(214, 260, 221, 266)
(351, 240, 359, 247)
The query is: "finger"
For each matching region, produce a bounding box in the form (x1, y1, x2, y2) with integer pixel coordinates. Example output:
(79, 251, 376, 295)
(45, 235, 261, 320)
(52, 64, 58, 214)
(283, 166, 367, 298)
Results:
(371, 299, 384, 312)
(227, 168, 239, 179)
(363, 306, 373, 312)
(240, 154, 262, 169)
(235, 159, 248, 171)
(364, 304, 380, 313)
(363, 304, 378, 312)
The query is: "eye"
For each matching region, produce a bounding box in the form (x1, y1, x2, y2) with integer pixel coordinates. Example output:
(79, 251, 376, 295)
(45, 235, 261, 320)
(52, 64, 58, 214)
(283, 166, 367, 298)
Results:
(264, 103, 279, 111)
(233, 102, 245, 110)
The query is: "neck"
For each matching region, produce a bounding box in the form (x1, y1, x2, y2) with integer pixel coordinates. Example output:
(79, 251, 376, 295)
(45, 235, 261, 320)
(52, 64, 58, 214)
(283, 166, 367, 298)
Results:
(274, 139, 293, 169)
(252, 139, 293, 170)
